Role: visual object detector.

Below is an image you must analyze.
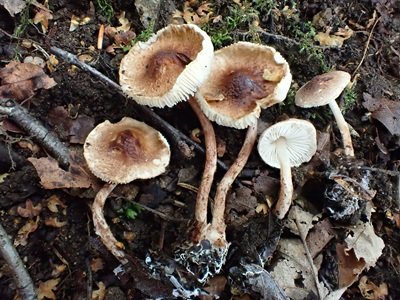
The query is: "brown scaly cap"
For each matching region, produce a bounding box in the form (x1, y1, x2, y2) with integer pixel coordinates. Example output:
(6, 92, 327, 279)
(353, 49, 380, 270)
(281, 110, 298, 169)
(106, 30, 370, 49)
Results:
(295, 70, 351, 108)
(84, 117, 170, 184)
(196, 41, 292, 129)
(119, 24, 214, 108)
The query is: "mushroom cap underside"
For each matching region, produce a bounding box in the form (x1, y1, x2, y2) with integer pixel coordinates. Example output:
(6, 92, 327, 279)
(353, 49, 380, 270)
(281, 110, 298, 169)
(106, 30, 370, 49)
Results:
(257, 118, 317, 169)
(295, 70, 351, 108)
(119, 24, 214, 108)
(84, 117, 170, 184)
(196, 41, 292, 129)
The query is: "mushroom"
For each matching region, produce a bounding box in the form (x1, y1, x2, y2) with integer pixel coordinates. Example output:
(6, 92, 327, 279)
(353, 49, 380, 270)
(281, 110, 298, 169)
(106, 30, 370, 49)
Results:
(196, 41, 292, 129)
(84, 117, 170, 264)
(175, 42, 291, 281)
(196, 42, 291, 242)
(119, 24, 217, 250)
(257, 119, 317, 219)
(119, 24, 214, 108)
(295, 70, 354, 156)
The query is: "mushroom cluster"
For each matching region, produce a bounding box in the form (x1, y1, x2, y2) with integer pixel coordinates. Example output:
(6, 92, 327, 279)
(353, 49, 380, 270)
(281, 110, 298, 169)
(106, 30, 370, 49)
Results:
(83, 22, 354, 285)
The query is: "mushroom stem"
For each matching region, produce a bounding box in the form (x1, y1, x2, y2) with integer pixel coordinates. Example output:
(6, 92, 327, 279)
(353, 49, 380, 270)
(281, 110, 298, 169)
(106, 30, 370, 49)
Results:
(328, 100, 354, 157)
(188, 97, 217, 241)
(92, 183, 128, 264)
(274, 139, 294, 219)
(210, 122, 258, 246)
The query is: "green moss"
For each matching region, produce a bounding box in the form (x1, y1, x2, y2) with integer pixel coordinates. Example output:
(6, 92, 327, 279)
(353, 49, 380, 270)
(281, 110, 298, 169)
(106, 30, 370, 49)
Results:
(118, 203, 143, 220)
(94, 0, 114, 22)
(342, 87, 358, 114)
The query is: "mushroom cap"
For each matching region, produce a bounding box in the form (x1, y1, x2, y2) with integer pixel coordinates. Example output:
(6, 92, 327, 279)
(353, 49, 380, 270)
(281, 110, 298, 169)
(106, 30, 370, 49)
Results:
(119, 24, 214, 108)
(295, 70, 351, 108)
(257, 119, 317, 169)
(84, 117, 170, 184)
(196, 41, 292, 129)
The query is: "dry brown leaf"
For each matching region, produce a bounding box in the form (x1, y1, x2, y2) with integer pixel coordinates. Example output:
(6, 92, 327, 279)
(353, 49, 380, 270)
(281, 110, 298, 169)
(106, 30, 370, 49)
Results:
(45, 217, 67, 228)
(92, 281, 106, 300)
(51, 264, 67, 277)
(28, 151, 99, 190)
(358, 276, 388, 299)
(362, 93, 400, 136)
(17, 199, 42, 218)
(33, 8, 53, 33)
(69, 15, 91, 32)
(46, 195, 66, 213)
(14, 216, 40, 247)
(0, 61, 57, 102)
(90, 258, 104, 272)
(37, 278, 60, 300)
(306, 218, 335, 258)
(116, 11, 130, 32)
(336, 243, 366, 288)
(0, 0, 26, 16)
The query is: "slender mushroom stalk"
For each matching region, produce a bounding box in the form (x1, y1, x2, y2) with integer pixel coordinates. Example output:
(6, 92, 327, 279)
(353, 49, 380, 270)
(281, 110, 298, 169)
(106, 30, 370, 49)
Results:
(328, 100, 354, 156)
(274, 138, 294, 218)
(188, 97, 217, 242)
(258, 119, 317, 219)
(295, 70, 354, 157)
(84, 118, 170, 264)
(91, 183, 128, 264)
(208, 122, 258, 246)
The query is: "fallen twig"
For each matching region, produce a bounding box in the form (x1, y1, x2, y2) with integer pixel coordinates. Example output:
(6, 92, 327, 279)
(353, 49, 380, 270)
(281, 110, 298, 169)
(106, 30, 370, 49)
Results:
(0, 98, 69, 168)
(351, 16, 381, 78)
(294, 207, 323, 300)
(0, 222, 37, 300)
(50, 47, 230, 172)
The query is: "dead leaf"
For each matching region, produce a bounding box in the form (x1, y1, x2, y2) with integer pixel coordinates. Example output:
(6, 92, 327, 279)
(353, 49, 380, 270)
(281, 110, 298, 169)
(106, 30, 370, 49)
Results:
(46, 195, 66, 213)
(28, 151, 99, 189)
(92, 281, 106, 300)
(202, 275, 227, 298)
(336, 243, 366, 287)
(14, 216, 40, 247)
(51, 264, 67, 277)
(362, 93, 400, 136)
(116, 11, 131, 32)
(358, 276, 388, 299)
(344, 220, 385, 269)
(306, 218, 335, 258)
(0, 61, 57, 102)
(69, 14, 91, 32)
(17, 199, 42, 218)
(0, 0, 26, 16)
(226, 186, 258, 225)
(33, 8, 53, 33)
(45, 217, 67, 228)
(90, 258, 104, 272)
(37, 278, 60, 300)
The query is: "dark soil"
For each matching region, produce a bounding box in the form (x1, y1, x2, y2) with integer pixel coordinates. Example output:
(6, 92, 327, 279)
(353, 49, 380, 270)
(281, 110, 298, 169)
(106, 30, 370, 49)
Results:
(1, 0, 400, 299)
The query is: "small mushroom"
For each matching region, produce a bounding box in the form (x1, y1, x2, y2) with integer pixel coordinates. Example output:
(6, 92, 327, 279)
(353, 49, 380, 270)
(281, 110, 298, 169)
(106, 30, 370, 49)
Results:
(257, 119, 317, 219)
(84, 117, 170, 264)
(119, 24, 214, 108)
(295, 70, 354, 156)
(196, 41, 292, 129)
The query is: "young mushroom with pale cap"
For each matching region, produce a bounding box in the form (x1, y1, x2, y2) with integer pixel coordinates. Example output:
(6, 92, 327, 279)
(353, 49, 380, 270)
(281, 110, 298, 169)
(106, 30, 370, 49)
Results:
(84, 117, 170, 264)
(257, 119, 317, 219)
(176, 42, 292, 282)
(295, 70, 354, 156)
